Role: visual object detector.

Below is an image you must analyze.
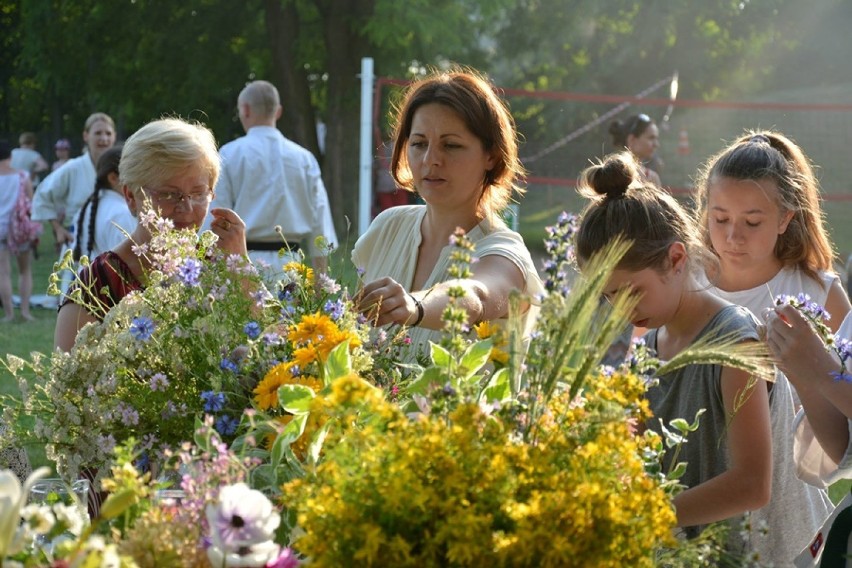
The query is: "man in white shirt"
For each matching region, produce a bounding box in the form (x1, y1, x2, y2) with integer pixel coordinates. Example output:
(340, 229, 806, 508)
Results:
(211, 80, 337, 280)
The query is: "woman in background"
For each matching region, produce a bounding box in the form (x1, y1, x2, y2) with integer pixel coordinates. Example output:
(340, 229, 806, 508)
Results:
(609, 113, 661, 185)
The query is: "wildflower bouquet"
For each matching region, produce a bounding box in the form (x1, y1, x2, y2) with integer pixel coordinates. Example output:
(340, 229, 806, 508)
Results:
(2, 424, 300, 568)
(0, 212, 372, 484)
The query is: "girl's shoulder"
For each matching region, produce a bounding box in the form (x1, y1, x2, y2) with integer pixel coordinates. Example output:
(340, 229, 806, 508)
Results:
(702, 304, 760, 342)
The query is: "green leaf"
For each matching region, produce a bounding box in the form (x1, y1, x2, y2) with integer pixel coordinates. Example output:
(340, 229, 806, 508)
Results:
(405, 367, 448, 395)
(480, 367, 511, 403)
(98, 488, 138, 520)
(271, 414, 308, 468)
(324, 341, 351, 384)
(461, 339, 492, 379)
(667, 462, 688, 480)
(430, 343, 452, 368)
(307, 422, 331, 465)
(278, 384, 316, 415)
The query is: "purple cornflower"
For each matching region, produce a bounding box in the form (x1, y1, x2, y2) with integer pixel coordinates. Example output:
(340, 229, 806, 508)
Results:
(149, 372, 170, 392)
(129, 316, 156, 341)
(244, 321, 262, 339)
(323, 298, 346, 321)
(832, 336, 852, 382)
(215, 415, 240, 436)
(178, 258, 203, 286)
(262, 332, 283, 346)
(202, 391, 226, 412)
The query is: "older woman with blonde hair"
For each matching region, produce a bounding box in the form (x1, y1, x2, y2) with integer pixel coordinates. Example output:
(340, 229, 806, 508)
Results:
(353, 68, 543, 354)
(54, 117, 247, 351)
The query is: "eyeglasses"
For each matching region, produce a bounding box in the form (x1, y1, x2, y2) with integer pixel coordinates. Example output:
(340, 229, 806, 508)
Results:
(142, 187, 213, 207)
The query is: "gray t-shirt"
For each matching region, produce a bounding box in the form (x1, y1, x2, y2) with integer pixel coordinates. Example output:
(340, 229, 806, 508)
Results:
(646, 304, 833, 565)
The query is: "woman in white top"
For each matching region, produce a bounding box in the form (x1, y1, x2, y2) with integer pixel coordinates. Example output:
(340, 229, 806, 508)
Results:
(72, 146, 137, 261)
(353, 68, 543, 356)
(33, 113, 116, 249)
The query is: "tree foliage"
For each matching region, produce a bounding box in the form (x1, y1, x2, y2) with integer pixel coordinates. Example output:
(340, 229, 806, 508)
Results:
(1, 0, 833, 235)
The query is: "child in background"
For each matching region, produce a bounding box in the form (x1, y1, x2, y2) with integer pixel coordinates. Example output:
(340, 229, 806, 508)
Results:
(575, 152, 772, 559)
(52, 138, 72, 172)
(695, 130, 845, 564)
(609, 113, 661, 185)
(73, 146, 137, 261)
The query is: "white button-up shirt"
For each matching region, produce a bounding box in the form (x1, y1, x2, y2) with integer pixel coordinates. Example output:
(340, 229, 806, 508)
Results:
(210, 126, 337, 258)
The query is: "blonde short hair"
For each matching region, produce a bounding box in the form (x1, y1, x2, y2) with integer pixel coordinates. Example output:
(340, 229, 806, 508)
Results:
(84, 112, 115, 132)
(119, 118, 220, 191)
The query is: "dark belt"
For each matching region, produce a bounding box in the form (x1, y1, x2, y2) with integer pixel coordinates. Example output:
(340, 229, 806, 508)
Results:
(246, 241, 300, 252)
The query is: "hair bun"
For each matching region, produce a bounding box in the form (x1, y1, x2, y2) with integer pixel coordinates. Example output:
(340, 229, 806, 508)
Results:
(586, 153, 636, 199)
(608, 120, 624, 137)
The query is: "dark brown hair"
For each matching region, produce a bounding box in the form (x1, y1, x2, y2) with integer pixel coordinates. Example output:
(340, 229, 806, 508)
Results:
(390, 67, 524, 219)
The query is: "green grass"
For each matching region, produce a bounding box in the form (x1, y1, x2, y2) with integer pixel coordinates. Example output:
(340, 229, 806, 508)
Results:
(1, 229, 59, 471)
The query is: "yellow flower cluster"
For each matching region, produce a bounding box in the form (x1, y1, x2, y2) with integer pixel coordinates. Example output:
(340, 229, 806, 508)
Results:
(283, 261, 314, 285)
(286, 312, 362, 367)
(285, 371, 676, 566)
(254, 361, 323, 411)
(473, 321, 509, 365)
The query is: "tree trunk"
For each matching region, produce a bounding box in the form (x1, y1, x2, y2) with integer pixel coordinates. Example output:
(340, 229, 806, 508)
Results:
(317, 0, 374, 237)
(264, 0, 321, 158)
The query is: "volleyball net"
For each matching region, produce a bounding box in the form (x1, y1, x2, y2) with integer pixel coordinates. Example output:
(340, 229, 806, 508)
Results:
(373, 75, 852, 202)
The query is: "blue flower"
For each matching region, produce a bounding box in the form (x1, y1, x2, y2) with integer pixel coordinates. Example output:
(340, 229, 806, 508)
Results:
(323, 298, 346, 321)
(214, 415, 240, 436)
(220, 358, 239, 373)
(129, 317, 156, 341)
(135, 452, 150, 472)
(178, 258, 202, 286)
(244, 321, 261, 339)
(201, 391, 226, 412)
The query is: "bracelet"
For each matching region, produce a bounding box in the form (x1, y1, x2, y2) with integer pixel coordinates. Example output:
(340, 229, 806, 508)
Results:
(409, 293, 425, 327)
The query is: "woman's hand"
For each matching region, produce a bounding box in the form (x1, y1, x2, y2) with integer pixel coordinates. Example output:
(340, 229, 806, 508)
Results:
(357, 277, 419, 327)
(209, 208, 248, 257)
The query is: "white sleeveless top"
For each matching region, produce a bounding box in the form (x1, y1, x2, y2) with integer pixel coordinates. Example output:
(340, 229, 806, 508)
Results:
(701, 266, 837, 565)
(700, 266, 838, 322)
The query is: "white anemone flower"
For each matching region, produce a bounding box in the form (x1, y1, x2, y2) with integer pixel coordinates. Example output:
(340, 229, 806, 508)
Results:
(205, 482, 281, 567)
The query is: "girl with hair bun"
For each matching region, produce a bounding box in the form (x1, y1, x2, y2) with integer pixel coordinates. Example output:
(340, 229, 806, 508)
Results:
(576, 151, 772, 558)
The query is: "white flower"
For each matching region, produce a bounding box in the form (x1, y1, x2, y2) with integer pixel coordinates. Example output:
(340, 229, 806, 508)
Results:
(53, 502, 87, 536)
(207, 539, 281, 568)
(205, 482, 281, 567)
(0, 466, 50, 557)
(21, 503, 56, 534)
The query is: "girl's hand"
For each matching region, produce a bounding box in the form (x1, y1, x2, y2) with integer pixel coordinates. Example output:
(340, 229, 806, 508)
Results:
(209, 208, 248, 257)
(765, 304, 837, 387)
(356, 277, 419, 327)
